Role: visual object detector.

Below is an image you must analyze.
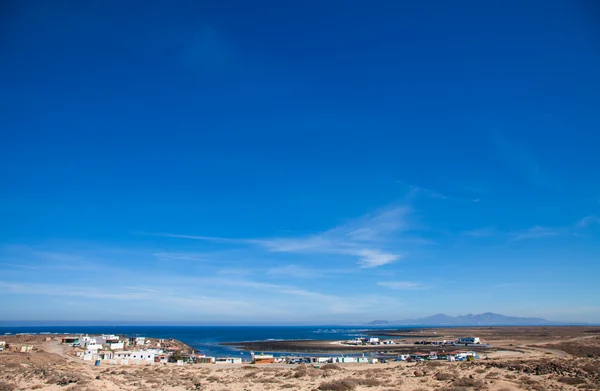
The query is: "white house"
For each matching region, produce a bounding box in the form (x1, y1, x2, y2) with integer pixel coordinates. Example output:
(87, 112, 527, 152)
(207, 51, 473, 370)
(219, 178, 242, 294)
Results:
(108, 342, 124, 350)
(114, 350, 156, 362)
(86, 343, 103, 351)
(333, 356, 357, 363)
(368, 337, 379, 344)
(135, 337, 147, 345)
(457, 337, 480, 344)
(215, 357, 242, 364)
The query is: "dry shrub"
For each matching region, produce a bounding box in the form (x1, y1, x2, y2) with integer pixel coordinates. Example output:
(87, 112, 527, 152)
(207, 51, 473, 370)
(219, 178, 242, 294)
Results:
(0, 382, 16, 391)
(318, 379, 358, 391)
(30, 385, 44, 390)
(579, 362, 600, 374)
(453, 376, 486, 389)
(557, 376, 586, 385)
(294, 364, 320, 378)
(435, 372, 453, 381)
(256, 377, 282, 384)
(485, 371, 499, 379)
(356, 378, 384, 386)
(206, 375, 220, 382)
(2, 363, 20, 369)
(46, 372, 84, 386)
(317, 377, 384, 391)
(426, 360, 444, 368)
(518, 375, 538, 386)
(321, 363, 343, 371)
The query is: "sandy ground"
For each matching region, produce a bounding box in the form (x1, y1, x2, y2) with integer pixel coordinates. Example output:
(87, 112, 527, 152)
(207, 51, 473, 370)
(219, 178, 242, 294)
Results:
(1, 327, 599, 391)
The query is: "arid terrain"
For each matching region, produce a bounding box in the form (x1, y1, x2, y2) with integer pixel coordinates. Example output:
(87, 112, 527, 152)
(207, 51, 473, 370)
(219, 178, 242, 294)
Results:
(1, 327, 599, 391)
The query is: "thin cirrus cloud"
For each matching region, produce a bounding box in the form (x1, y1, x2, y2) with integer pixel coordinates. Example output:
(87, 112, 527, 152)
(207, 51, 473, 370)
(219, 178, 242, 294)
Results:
(377, 281, 427, 290)
(509, 215, 599, 241)
(462, 227, 496, 238)
(153, 205, 413, 268)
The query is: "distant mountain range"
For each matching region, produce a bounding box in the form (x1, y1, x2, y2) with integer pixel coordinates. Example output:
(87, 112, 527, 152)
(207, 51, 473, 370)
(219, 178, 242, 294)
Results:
(367, 312, 560, 326)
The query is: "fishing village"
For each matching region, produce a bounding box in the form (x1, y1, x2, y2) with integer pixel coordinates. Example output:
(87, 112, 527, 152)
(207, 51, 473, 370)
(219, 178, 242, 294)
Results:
(1, 333, 485, 366)
(2, 326, 600, 390)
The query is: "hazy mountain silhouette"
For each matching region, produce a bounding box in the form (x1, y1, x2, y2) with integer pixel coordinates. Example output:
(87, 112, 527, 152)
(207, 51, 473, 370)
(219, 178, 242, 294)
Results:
(369, 312, 556, 325)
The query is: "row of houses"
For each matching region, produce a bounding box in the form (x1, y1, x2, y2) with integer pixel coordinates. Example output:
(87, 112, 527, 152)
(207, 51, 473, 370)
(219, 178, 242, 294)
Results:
(343, 337, 394, 346)
(414, 337, 482, 346)
(62, 335, 166, 349)
(62, 334, 189, 364)
(0, 341, 33, 353)
(397, 350, 479, 362)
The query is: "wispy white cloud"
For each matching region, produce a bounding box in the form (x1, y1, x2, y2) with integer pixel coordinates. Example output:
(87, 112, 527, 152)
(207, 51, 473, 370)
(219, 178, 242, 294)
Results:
(462, 227, 496, 238)
(153, 205, 413, 268)
(0, 280, 264, 316)
(377, 281, 427, 290)
(510, 226, 561, 241)
(267, 265, 319, 278)
(406, 185, 448, 200)
(0, 263, 39, 270)
(153, 252, 212, 262)
(510, 215, 599, 241)
(575, 215, 600, 229)
(355, 249, 400, 268)
(394, 181, 447, 200)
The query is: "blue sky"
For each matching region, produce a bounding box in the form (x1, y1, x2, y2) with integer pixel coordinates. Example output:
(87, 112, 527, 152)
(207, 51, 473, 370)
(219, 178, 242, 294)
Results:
(1, 0, 599, 324)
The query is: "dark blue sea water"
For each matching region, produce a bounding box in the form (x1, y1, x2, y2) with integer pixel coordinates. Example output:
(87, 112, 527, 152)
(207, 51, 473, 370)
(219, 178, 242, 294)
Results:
(0, 325, 413, 357)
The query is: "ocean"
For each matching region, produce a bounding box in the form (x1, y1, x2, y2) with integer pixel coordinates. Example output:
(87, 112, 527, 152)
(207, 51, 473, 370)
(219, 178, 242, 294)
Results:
(0, 325, 412, 357)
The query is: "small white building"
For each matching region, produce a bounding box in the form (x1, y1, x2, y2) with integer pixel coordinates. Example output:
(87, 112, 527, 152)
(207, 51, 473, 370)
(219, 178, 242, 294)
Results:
(109, 342, 124, 350)
(134, 337, 146, 345)
(311, 357, 331, 363)
(114, 350, 156, 362)
(215, 357, 242, 364)
(333, 356, 358, 363)
(368, 337, 379, 344)
(457, 337, 480, 344)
